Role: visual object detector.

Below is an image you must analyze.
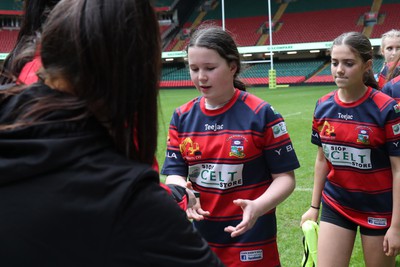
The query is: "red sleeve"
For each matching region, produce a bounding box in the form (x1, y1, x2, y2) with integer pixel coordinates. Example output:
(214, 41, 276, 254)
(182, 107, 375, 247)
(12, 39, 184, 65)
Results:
(18, 56, 42, 85)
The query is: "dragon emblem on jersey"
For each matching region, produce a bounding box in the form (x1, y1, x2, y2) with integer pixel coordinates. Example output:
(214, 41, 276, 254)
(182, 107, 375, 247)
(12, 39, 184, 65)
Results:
(180, 138, 201, 158)
(319, 121, 336, 138)
(227, 136, 246, 158)
(356, 127, 370, 145)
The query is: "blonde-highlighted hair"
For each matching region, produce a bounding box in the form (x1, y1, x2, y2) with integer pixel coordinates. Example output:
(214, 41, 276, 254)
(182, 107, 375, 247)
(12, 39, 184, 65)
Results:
(381, 29, 400, 49)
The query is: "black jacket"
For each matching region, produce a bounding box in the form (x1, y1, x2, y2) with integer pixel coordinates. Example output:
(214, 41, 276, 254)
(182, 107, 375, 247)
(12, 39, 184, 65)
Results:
(0, 83, 224, 267)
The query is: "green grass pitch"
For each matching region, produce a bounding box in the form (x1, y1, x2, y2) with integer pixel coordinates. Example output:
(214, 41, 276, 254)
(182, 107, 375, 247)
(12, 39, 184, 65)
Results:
(156, 85, 400, 266)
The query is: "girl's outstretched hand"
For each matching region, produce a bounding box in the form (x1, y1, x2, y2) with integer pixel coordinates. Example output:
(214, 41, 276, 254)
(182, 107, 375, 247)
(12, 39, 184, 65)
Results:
(185, 181, 210, 220)
(186, 199, 210, 221)
(224, 198, 262, 238)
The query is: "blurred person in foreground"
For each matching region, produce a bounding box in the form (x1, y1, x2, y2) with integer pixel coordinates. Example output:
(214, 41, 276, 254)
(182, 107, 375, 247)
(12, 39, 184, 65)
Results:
(0, 0, 195, 209)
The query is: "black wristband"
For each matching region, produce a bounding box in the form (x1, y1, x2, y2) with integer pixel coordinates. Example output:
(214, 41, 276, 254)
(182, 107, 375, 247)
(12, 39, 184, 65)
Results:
(310, 205, 320, 210)
(189, 189, 200, 198)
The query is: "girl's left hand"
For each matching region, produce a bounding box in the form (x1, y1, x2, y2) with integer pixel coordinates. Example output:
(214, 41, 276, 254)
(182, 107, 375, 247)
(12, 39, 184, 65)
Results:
(224, 199, 261, 238)
(383, 225, 400, 256)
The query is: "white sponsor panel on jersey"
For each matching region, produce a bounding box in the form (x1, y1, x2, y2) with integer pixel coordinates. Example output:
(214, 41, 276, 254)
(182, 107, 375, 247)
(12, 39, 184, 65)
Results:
(188, 163, 243, 189)
(272, 121, 287, 138)
(392, 123, 400, 135)
(322, 144, 372, 169)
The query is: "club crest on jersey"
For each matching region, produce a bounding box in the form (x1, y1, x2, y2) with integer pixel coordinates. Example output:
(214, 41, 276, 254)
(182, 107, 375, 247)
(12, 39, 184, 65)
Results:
(227, 136, 246, 158)
(319, 121, 336, 139)
(356, 127, 370, 145)
(180, 137, 202, 160)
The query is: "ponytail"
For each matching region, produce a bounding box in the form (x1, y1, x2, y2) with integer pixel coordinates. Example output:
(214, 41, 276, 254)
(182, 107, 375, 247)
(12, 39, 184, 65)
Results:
(364, 70, 379, 89)
(234, 78, 246, 91)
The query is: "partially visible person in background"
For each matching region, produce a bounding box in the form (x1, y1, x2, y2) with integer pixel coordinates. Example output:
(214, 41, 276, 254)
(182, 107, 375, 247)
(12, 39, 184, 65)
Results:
(162, 25, 300, 267)
(0, 0, 224, 266)
(301, 31, 400, 267)
(0, 0, 60, 85)
(382, 54, 400, 102)
(377, 29, 400, 89)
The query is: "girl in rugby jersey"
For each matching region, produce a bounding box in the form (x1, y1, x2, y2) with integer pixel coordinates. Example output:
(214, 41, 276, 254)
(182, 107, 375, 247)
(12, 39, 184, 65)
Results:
(162, 25, 300, 267)
(382, 54, 400, 101)
(377, 29, 400, 89)
(301, 32, 400, 266)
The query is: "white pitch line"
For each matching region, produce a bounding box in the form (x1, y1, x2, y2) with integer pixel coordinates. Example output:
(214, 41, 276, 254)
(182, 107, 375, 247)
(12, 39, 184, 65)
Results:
(282, 111, 302, 117)
(294, 187, 312, 191)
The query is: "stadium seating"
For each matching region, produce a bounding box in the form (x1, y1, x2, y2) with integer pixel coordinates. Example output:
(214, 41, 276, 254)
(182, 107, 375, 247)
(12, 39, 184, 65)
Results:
(369, 3, 400, 38)
(0, 29, 18, 53)
(239, 60, 325, 86)
(1, 0, 399, 88)
(271, 7, 365, 44)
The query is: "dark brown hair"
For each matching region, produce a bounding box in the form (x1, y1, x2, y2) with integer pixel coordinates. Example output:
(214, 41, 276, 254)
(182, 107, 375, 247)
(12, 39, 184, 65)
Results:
(187, 25, 246, 91)
(331, 32, 378, 89)
(1, 0, 161, 165)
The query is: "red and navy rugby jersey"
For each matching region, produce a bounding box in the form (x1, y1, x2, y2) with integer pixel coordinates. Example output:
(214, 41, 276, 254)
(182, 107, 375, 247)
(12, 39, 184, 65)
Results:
(162, 89, 300, 267)
(311, 87, 400, 229)
(378, 62, 400, 89)
(382, 75, 400, 102)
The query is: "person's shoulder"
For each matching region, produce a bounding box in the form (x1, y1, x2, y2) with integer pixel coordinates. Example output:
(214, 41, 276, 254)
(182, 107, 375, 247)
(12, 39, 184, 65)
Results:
(119, 161, 159, 187)
(317, 90, 336, 105)
(381, 76, 400, 94)
(370, 87, 398, 109)
(175, 97, 201, 115)
(238, 91, 270, 112)
(240, 91, 264, 103)
(389, 75, 400, 86)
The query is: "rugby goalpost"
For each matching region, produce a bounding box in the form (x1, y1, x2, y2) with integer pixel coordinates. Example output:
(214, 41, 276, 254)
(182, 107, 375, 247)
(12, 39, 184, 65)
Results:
(221, 0, 276, 89)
